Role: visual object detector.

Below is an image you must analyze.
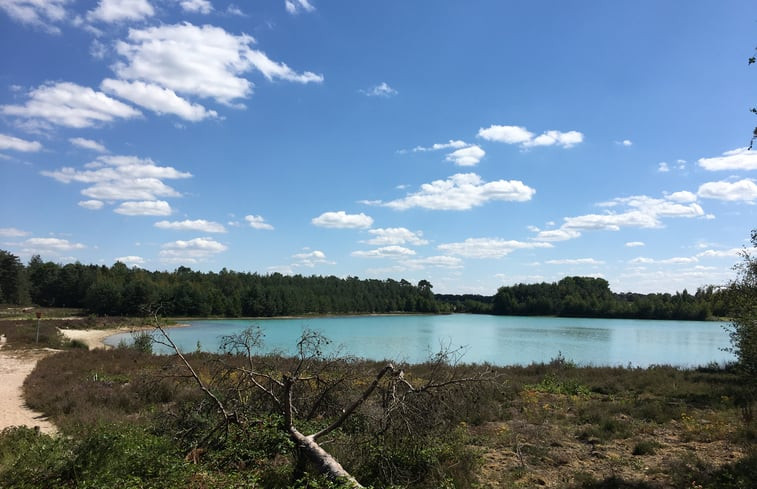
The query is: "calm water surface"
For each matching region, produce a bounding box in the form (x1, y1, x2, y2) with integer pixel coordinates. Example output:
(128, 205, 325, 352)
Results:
(105, 314, 734, 367)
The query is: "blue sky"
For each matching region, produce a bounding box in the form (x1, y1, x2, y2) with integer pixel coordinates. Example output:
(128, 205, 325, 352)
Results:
(0, 0, 755, 295)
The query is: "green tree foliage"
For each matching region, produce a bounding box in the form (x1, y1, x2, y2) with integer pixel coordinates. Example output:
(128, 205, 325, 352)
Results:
(0, 250, 30, 305)
(489, 276, 717, 320)
(726, 229, 757, 396)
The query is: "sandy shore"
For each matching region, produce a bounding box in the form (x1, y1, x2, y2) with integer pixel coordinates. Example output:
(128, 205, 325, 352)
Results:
(58, 327, 131, 350)
(0, 349, 57, 434)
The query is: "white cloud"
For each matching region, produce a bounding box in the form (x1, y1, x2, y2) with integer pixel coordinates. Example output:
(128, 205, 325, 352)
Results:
(698, 179, 757, 202)
(361, 82, 397, 97)
(69, 137, 107, 152)
(0, 0, 69, 33)
(352, 245, 416, 258)
(376, 173, 535, 211)
(159, 236, 227, 263)
(0, 227, 30, 237)
(524, 130, 584, 148)
(0, 133, 42, 152)
(666, 191, 697, 203)
(696, 248, 742, 259)
(87, 0, 154, 23)
(625, 241, 645, 247)
(438, 238, 552, 259)
(478, 125, 533, 144)
(535, 194, 705, 242)
(101, 79, 218, 121)
(180, 0, 212, 14)
(658, 162, 670, 172)
(445, 145, 485, 166)
(245, 214, 274, 230)
(545, 258, 604, 265)
(114, 200, 172, 216)
(698, 147, 757, 171)
(478, 124, 583, 148)
(620, 139, 633, 147)
(78, 200, 104, 210)
(42, 154, 191, 205)
(401, 255, 463, 270)
(629, 256, 698, 265)
(411, 140, 467, 152)
(155, 219, 226, 233)
(23, 237, 85, 252)
(115, 255, 145, 266)
(113, 23, 323, 106)
(285, 0, 314, 15)
(363, 227, 428, 246)
(291, 249, 332, 267)
(1, 82, 141, 128)
(312, 211, 373, 229)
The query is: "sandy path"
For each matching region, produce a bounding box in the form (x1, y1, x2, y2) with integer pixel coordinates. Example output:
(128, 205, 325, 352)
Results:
(59, 327, 125, 350)
(0, 350, 57, 434)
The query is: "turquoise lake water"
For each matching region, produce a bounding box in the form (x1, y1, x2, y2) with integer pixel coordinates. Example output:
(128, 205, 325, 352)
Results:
(104, 314, 734, 367)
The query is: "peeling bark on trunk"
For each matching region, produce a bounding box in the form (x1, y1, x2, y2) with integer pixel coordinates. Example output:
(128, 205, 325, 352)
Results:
(289, 426, 364, 488)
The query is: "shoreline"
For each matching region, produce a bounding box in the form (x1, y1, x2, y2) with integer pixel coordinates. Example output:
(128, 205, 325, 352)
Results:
(59, 322, 190, 350)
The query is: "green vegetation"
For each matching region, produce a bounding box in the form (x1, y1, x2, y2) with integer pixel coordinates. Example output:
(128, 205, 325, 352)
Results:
(1, 346, 753, 488)
(0, 249, 736, 321)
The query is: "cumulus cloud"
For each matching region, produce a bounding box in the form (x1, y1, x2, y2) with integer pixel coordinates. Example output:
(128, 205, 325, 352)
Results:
(285, 0, 315, 14)
(698, 147, 757, 171)
(697, 179, 757, 202)
(629, 256, 698, 265)
(69, 137, 107, 152)
(410, 140, 467, 152)
(658, 162, 670, 172)
(625, 241, 645, 247)
(78, 200, 104, 210)
(312, 211, 373, 229)
(22, 237, 85, 253)
(180, 0, 212, 14)
(534, 193, 705, 242)
(352, 245, 416, 258)
(155, 219, 226, 233)
(115, 255, 145, 266)
(619, 139, 633, 147)
(114, 200, 172, 216)
(112, 23, 323, 106)
(478, 124, 583, 149)
(445, 145, 485, 166)
(1, 82, 141, 128)
(41, 154, 191, 207)
(0, 133, 42, 152)
(159, 236, 227, 263)
(291, 249, 333, 267)
(101, 79, 218, 121)
(0, 0, 69, 33)
(666, 191, 697, 203)
(437, 238, 552, 259)
(401, 255, 463, 270)
(245, 214, 274, 230)
(362, 228, 428, 246)
(87, 0, 154, 23)
(361, 82, 397, 97)
(545, 258, 605, 265)
(0, 227, 30, 237)
(374, 173, 535, 211)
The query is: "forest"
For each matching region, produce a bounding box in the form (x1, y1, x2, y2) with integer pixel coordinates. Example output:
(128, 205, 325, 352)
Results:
(0, 249, 732, 320)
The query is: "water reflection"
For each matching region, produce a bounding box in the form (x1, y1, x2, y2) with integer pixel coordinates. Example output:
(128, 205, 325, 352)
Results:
(105, 314, 734, 367)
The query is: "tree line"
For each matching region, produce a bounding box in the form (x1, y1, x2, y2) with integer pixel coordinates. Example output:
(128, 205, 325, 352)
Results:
(0, 249, 731, 320)
(0, 250, 440, 316)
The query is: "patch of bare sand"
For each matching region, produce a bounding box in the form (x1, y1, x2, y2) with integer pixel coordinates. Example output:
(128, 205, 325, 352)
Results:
(58, 327, 126, 350)
(0, 349, 57, 434)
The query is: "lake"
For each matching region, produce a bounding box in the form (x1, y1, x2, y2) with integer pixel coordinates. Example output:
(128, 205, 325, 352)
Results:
(104, 314, 735, 368)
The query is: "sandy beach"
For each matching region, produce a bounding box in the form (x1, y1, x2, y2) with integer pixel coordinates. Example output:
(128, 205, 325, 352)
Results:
(0, 349, 57, 434)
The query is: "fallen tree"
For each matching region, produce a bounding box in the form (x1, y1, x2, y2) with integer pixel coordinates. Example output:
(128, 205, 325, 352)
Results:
(152, 317, 493, 487)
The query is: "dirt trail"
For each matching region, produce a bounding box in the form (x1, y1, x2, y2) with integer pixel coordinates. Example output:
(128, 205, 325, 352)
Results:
(0, 349, 57, 434)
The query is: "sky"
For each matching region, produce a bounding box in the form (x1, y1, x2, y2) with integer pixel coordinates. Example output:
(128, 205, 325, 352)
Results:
(0, 0, 755, 295)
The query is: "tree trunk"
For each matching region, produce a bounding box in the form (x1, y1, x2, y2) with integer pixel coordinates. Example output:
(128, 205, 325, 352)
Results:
(288, 426, 364, 488)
